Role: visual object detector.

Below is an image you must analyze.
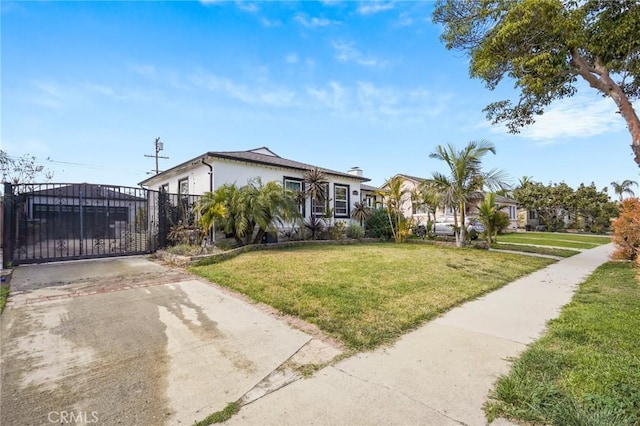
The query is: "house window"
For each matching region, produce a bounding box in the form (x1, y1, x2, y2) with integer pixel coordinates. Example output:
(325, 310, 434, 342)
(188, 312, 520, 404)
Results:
(508, 206, 517, 220)
(284, 177, 304, 215)
(312, 183, 329, 216)
(334, 184, 349, 217)
(178, 178, 189, 197)
(160, 184, 169, 193)
(529, 210, 537, 220)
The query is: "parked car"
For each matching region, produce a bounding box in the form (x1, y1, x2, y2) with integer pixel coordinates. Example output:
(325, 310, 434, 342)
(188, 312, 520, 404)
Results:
(433, 218, 484, 239)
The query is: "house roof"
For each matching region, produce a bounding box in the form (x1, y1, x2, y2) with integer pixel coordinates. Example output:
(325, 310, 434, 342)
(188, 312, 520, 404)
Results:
(26, 183, 146, 201)
(360, 183, 379, 192)
(396, 173, 429, 183)
(495, 193, 518, 204)
(139, 147, 370, 186)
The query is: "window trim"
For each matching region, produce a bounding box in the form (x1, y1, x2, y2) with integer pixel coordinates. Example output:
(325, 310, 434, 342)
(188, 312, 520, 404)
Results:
(333, 184, 350, 218)
(178, 178, 189, 198)
(311, 183, 330, 216)
(283, 176, 305, 217)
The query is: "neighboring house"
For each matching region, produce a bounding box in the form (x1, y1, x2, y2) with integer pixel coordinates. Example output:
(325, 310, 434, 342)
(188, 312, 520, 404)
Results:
(517, 207, 572, 230)
(138, 147, 371, 228)
(378, 174, 519, 230)
(360, 183, 383, 209)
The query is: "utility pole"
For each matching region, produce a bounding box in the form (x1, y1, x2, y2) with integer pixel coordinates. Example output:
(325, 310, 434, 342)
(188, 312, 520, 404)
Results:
(144, 137, 169, 175)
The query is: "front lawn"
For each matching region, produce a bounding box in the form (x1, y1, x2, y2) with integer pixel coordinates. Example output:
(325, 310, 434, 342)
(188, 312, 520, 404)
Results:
(190, 244, 553, 350)
(485, 262, 640, 425)
(498, 232, 611, 250)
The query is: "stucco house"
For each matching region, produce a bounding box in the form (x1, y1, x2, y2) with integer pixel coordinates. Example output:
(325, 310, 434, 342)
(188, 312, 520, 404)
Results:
(379, 174, 519, 230)
(138, 147, 371, 229)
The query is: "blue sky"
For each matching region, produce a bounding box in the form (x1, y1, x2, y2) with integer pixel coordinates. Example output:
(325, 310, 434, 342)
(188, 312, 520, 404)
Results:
(2, 1, 638, 194)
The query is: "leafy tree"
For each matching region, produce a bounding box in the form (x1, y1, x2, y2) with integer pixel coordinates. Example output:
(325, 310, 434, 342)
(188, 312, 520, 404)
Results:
(568, 182, 614, 232)
(433, 0, 640, 165)
(611, 179, 638, 202)
(513, 180, 574, 231)
(0, 150, 54, 184)
(429, 140, 508, 246)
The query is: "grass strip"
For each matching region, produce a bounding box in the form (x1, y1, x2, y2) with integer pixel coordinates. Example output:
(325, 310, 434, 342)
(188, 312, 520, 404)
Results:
(191, 244, 553, 350)
(492, 243, 580, 258)
(194, 402, 240, 425)
(0, 285, 10, 314)
(485, 262, 640, 425)
(498, 232, 610, 249)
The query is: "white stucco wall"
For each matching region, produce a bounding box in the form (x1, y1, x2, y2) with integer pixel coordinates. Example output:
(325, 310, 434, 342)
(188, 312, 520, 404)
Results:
(142, 156, 365, 222)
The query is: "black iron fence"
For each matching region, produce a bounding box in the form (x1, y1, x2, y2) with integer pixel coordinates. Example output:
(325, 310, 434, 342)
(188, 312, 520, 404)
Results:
(2, 183, 201, 267)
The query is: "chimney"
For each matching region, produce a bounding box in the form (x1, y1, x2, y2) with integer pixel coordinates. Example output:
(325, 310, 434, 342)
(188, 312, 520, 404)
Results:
(348, 167, 363, 177)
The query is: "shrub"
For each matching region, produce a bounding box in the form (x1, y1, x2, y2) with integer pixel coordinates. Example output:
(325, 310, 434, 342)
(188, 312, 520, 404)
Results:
(612, 198, 640, 260)
(365, 208, 393, 239)
(346, 223, 365, 239)
(329, 221, 347, 240)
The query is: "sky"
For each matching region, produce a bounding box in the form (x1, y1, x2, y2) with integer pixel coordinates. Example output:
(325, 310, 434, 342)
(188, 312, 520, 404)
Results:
(2, 0, 639, 194)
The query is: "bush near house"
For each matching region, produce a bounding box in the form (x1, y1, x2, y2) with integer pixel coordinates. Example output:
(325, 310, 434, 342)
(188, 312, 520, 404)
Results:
(612, 198, 640, 260)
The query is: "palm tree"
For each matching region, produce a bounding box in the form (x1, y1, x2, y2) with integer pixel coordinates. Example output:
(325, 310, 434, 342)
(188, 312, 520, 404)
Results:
(429, 140, 509, 247)
(476, 192, 510, 245)
(304, 168, 328, 239)
(198, 179, 300, 246)
(198, 183, 244, 245)
(611, 179, 638, 202)
(375, 176, 411, 243)
(351, 201, 371, 227)
(245, 178, 300, 244)
(417, 180, 440, 235)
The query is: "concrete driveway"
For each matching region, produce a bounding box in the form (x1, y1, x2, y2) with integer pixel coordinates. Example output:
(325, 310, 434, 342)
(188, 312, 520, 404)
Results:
(0, 256, 320, 425)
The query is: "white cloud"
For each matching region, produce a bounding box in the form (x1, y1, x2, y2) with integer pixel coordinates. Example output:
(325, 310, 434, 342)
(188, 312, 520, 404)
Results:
(285, 53, 299, 64)
(488, 96, 625, 143)
(189, 70, 296, 107)
(294, 14, 335, 28)
(358, 1, 394, 15)
(236, 1, 259, 13)
(397, 12, 414, 27)
(307, 81, 347, 111)
(129, 64, 156, 78)
(332, 41, 386, 67)
(306, 80, 448, 123)
(261, 18, 281, 27)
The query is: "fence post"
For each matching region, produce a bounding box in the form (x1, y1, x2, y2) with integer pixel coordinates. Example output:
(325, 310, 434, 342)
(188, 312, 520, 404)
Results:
(158, 189, 168, 249)
(3, 183, 13, 269)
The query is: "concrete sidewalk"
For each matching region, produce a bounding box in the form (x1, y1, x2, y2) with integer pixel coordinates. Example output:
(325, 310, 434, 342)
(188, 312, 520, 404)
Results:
(227, 243, 614, 426)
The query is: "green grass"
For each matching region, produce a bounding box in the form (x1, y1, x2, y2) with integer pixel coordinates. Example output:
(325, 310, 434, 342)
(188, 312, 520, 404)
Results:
(498, 232, 611, 249)
(191, 244, 553, 350)
(194, 402, 240, 425)
(0, 285, 9, 314)
(491, 243, 580, 258)
(485, 262, 640, 425)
